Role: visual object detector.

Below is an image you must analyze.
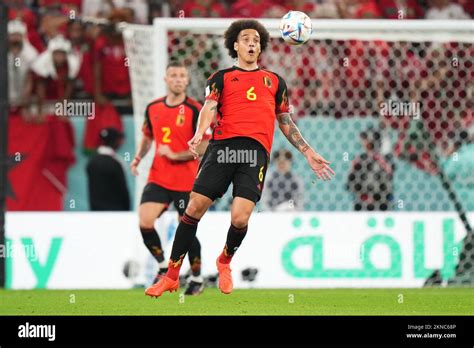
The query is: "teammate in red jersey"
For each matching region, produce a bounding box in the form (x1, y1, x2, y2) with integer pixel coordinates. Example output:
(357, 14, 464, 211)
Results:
(146, 20, 334, 297)
(131, 61, 209, 295)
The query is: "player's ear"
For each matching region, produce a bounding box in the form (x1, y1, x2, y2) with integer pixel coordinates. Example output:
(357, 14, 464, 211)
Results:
(234, 42, 238, 52)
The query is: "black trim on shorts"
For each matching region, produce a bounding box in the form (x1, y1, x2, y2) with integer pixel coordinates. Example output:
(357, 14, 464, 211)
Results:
(232, 185, 261, 203)
(193, 183, 222, 202)
(140, 183, 190, 216)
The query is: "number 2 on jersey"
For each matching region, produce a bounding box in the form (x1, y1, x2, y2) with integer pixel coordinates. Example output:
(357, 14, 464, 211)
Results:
(246, 86, 257, 101)
(162, 127, 171, 143)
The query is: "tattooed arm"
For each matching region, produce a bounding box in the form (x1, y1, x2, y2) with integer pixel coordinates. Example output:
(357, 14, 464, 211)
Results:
(277, 112, 310, 153)
(277, 112, 335, 181)
(188, 99, 218, 158)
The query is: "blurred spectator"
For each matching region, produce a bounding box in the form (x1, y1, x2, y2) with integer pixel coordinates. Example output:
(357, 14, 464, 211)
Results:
(8, 2, 45, 52)
(425, 0, 470, 19)
(67, 20, 94, 97)
(183, 0, 228, 17)
(82, 0, 148, 23)
(378, 0, 424, 19)
(38, 1, 72, 42)
(337, 0, 383, 18)
(327, 38, 389, 118)
(8, 20, 38, 115)
(442, 128, 474, 211)
(149, 0, 184, 18)
(262, 2, 287, 18)
(376, 41, 424, 132)
(93, 9, 132, 112)
(454, 0, 474, 17)
(39, 0, 82, 10)
(314, 1, 340, 18)
(284, 0, 318, 17)
(31, 36, 80, 122)
(262, 149, 304, 211)
(86, 128, 130, 211)
(230, 0, 276, 18)
(347, 127, 395, 211)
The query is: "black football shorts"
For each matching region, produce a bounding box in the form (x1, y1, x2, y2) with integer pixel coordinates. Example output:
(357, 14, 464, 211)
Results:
(193, 137, 269, 203)
(140, 182, 190, 216)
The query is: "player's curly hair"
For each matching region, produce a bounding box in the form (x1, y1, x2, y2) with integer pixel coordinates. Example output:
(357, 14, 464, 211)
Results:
(224, 20, 270, 59)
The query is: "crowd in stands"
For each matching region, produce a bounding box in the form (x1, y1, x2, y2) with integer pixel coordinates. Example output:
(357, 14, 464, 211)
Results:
(7, 0, 472, 122)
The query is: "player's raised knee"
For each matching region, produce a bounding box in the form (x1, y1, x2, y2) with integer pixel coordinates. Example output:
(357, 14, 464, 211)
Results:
(230, 213, 250, 229)
(184, 193, 212, 219)
(138, 208, 156, 229)
(185, 199, 206, 220)
(138, 213, 155, 230)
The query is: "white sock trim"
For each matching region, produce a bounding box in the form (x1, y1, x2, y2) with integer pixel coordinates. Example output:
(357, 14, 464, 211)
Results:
(159, 260, 168, 269)
(189, 275, 203, 283)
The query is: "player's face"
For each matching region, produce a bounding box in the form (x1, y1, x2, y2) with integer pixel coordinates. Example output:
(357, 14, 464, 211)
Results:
(234, 29, 261, 64)
(165, 67, 189, 95)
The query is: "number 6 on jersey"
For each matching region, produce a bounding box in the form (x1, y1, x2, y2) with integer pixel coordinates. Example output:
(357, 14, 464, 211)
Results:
(246, 86, 257, 101)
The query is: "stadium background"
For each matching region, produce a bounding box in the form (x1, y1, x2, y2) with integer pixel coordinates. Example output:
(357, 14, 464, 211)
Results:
(1, 0, 473, 301)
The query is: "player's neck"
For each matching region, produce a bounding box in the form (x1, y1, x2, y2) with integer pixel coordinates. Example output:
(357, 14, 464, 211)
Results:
(235, 59, 258, 71)
(166, 93, 186, 107)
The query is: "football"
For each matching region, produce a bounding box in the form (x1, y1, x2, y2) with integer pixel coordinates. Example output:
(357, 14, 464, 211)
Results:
(279, 11, 312, 45)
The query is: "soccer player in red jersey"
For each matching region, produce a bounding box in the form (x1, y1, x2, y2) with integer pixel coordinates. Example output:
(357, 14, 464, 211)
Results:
(146, 20, 334, 297)
(131, 61, 209, 295)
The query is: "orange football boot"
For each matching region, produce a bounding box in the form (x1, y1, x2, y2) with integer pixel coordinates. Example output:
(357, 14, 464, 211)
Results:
(216, 258, 233, 294)
(145, 275, 179, 298)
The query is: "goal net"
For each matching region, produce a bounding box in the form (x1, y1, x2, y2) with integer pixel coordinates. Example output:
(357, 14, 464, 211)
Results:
(123, 19, 473, 286)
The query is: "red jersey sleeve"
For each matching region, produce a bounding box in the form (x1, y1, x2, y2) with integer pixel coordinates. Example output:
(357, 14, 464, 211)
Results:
(275, 75, 290, 115)
(205, 70, 224, 102)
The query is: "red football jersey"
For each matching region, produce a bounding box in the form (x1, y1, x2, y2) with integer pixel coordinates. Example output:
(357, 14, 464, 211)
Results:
(205, 66, 290, 153)
(142, 96, 202, 191)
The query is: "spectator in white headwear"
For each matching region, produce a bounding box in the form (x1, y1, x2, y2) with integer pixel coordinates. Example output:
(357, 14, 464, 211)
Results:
(82, 0, 149, 23)
(30, 35, 80, 121)
(8, 20, 38, 117)
(425, 0, 470, 19)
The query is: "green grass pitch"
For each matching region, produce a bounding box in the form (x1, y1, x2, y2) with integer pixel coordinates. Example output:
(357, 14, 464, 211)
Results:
(0, 288, 472, 315)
